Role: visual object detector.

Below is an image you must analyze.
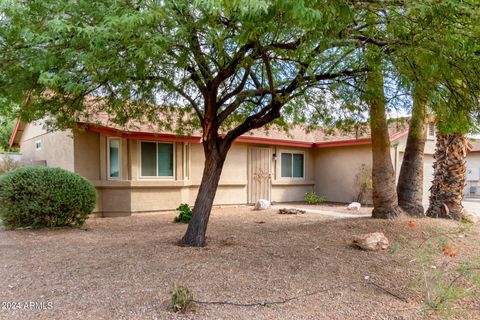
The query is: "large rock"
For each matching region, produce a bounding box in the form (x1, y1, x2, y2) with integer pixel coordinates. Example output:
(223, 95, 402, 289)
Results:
(461, 209, 478, 224)
(254, 199, 271, 210)
(347, 202, 361, 211)
(353, 232, 390, 251)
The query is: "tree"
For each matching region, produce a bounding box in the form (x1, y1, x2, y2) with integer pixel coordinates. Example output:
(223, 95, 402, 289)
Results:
(0, 116, 16, 152)
(0, 0, 364, 246)
(363, 47, 403, 219)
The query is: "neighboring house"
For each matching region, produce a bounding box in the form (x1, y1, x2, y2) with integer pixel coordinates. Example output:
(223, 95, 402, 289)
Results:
(9, 115, 440, 216)
(465, 141, 480, 198)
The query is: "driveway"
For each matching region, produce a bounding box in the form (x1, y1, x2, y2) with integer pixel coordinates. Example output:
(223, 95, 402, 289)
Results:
(463, 199, 480, 217)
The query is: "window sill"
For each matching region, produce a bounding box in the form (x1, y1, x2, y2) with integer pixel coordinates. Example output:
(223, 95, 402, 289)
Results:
(272, 180, 315, 186)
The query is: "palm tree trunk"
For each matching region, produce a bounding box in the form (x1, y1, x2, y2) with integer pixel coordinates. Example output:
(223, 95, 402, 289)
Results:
(426, 134, 467, 219)
(397, 89, 427, 216)
(366, 61, 403, 219)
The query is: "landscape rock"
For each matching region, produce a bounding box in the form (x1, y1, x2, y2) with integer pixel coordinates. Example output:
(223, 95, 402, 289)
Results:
(254, 199, 271, 210)
(352, 232, 390, 251)
(461, 209, 478, 224)
(278, 208, 306, 215)
(347, 202, 361, 211)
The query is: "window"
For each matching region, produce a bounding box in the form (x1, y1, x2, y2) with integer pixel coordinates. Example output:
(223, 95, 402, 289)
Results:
(35, 140, 42, 151)
(183, 143, 189, 180)
(108, 138, 121, 179)
(281, 152, 304, 178)
(427, 123, 435, 139)
(140, 142, 174, 177)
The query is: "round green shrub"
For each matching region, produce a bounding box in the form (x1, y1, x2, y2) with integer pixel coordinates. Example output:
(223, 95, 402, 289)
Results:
(0, 167, 97, 229)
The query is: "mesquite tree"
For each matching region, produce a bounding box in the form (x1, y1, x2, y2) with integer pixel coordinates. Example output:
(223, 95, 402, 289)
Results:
(0, 0, 365, 246)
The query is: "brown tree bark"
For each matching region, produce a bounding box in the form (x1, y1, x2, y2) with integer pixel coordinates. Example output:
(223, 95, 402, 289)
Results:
(426, 134, 467, 219)
(397, 89, 427, 216)
(366, 64, 403, 219)
(179, 138, 229, 247)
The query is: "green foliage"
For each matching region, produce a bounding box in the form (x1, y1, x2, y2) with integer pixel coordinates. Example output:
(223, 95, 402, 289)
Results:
(0, 167, 97, 229)
(173, 203, 192, 224)
(304, 191, 325, 205)
(0, 116, 17, 152)
(170, 284, 194, 313)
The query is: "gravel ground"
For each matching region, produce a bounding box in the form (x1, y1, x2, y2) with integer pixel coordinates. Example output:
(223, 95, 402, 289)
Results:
(1, 206, 479, 320)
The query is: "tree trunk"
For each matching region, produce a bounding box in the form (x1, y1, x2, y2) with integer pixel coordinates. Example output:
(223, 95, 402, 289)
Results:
(426, 134, 467, 219)
(397, 89, 427, 216)
(180, 140, 228, 247)
(366, 63, 403, 219)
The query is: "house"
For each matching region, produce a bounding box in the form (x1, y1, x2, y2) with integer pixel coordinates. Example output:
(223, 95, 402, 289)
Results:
(9, 115, 440, 216)
(465, 141, 480, 198)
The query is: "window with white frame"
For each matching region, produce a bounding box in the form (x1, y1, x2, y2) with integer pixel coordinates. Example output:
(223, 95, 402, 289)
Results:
(427, 122, 435, 139)
(140, 142, 174, 177)
(280, 152, 304, 178)
(108, 138, 121, 179)
(35, 140, 42, 151)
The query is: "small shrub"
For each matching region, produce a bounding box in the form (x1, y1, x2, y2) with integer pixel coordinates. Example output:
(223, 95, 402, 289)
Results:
(304, 191, 325, 205)
(0, 167, 97, 229)
(174, 203, 192, 223)
(170, 284, 194, 313)
(0, 157, 20, 176)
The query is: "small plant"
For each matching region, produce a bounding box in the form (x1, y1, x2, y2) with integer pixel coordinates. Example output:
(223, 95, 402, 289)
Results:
(0, 157, 20, 176)
(170, 284, 194, 313)
(0, 167, 96, 229)
(391, 219, 480, 317)
(174, 203, 192, 223)
(304, 191, 325, 205)
(354, 164, 373, 204)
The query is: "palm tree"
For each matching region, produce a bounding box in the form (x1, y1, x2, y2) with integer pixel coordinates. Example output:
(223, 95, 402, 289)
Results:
(426, 134, 467, 219)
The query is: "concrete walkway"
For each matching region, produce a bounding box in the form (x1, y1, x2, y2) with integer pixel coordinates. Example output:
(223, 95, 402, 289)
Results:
(271, 204, 370, 219)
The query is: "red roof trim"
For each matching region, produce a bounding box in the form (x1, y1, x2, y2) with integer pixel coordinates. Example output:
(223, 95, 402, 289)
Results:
(8, 118, 22, 147)
(236, 136, 314, 147)
(389, 128, 409, 141)
(313, 138, 372, 148)
(83, 124, 202, 143)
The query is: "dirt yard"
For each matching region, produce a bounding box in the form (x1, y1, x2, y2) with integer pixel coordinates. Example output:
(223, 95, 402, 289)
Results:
(1, 206, 479, 320)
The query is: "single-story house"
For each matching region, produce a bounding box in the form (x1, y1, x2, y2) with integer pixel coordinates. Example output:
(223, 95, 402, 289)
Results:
(9, 115, 442, 216)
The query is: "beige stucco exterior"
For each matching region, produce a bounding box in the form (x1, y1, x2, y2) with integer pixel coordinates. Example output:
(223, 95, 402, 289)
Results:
(17, 119, 471, 216)
(313, 132, 437, 205)
(19, 122, 74, 171)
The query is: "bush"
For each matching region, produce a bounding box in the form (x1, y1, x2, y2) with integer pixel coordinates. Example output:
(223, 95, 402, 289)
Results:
(0, 167, 97, 229)
(304, 191, 325, 204)
(173, 203, 192, 223)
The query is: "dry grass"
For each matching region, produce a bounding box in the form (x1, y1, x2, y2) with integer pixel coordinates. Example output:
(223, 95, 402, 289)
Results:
(0, 206, 479, 320)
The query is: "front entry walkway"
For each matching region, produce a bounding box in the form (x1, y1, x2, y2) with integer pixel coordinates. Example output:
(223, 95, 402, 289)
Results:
(271, 204, 371, 219)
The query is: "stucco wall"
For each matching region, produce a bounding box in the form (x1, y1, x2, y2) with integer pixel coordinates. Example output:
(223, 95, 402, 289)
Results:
(313, 145, 372, 203)
(20, 123, 74, 171)
(74, 131, 101, 180)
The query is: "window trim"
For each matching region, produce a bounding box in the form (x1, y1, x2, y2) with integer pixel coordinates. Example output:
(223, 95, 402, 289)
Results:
(35, 140, 42, 151)
(138, 140, 176, 179)
(279, 150, 306, 180)
(427, 122, 436, 140)
(183, 143, 190, 181)
(107, 137, 122, 180)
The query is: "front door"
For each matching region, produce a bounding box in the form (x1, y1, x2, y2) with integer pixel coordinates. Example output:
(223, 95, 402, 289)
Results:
(248, 147, 272, 203)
